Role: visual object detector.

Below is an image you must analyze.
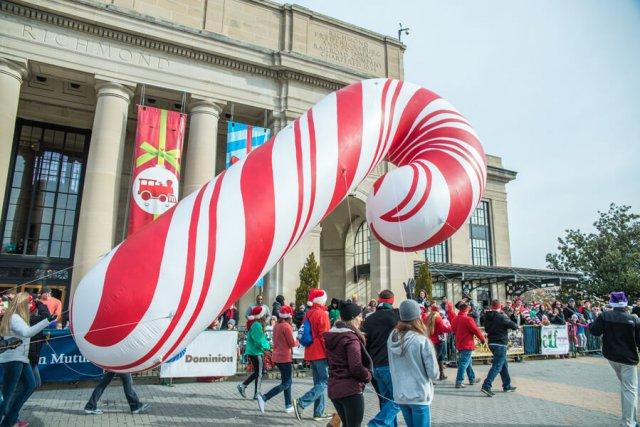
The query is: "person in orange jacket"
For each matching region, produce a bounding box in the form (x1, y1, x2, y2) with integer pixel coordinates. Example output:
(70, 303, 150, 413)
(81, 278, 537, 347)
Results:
(448, 301, 485, 388)
(293, 288, 332, 421)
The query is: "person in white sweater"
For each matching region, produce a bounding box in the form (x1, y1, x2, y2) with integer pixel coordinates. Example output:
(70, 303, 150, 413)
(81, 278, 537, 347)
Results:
(387, 300, 439, 427)
(0, 292, 54, 427)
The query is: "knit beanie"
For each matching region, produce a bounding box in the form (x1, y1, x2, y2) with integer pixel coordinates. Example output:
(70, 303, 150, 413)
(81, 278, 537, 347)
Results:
(399, 300, 421, 322)
(339, 301, 361, 321)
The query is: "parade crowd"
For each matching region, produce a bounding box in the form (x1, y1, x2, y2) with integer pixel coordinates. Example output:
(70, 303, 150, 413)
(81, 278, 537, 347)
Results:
(0, 286, 635, 427)
(229, 289, 639, 427)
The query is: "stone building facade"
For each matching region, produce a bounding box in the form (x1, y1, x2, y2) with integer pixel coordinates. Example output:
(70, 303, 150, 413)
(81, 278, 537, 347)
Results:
(0, 0, 528, 320)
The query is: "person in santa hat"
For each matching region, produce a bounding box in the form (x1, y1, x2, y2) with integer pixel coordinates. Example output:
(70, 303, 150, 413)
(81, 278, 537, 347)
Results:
(293, 288, 332, 421)
(590, 291, 640, 427)
(256, 305, 299, 414)
(238, 305, 271, 400)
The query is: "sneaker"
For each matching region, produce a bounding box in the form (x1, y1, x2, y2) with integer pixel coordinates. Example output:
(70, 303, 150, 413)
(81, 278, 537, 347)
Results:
(313, 414, 333, 421)
(504, 386, 518, 392)
(84, 408, 103, 415)
(455, 383, 465, 388)
(469, 378, 481, 385)
(17, 421, 29, 427)
(257, 394, 266, 413)
(293, 399, 302, 421)
(237, 383, 247, 399)
(132, 403, 150, 414)
(481, 388, 495, 397)
(284, 405, 294, 414)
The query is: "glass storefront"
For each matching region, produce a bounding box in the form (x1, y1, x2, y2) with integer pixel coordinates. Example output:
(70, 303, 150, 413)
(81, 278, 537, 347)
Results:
(0, 119, 90, 311)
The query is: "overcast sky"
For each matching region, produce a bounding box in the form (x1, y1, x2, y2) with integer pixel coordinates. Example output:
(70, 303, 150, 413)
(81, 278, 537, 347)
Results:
(283, 0, 640, 268)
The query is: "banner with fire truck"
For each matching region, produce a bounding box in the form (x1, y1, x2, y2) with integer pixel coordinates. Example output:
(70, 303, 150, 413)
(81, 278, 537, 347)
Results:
(128, 105, 187, 236)
(225, 121, 271, 168)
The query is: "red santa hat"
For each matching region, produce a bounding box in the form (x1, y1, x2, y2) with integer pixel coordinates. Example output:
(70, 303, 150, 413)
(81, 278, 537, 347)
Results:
(278, 305, 294, 319)
(247, 305, 268, 321)
(307, 288, 327, 306)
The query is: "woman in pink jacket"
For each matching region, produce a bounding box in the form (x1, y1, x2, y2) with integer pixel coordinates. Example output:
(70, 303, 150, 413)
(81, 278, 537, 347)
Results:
(257, 305, 298, 414)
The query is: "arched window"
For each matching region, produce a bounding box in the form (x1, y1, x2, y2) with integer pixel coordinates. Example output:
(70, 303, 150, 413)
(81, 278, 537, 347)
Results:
(354, 221, 370, 266)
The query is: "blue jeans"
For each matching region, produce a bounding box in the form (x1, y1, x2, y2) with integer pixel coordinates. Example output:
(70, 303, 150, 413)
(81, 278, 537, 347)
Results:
(399, 404, 430, 427)
(455, 350, 475, 385)
(0, 361, 36, 426)
(482, 344, 511, 391)
(368, 366, 399, 426)
(298, 359, 328, 417)
(263, 363, 293, 407)
(85, 372, 141, 412)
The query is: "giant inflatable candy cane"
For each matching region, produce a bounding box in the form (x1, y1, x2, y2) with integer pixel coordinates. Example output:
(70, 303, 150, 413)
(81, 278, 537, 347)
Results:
(71, 79, 486, 372)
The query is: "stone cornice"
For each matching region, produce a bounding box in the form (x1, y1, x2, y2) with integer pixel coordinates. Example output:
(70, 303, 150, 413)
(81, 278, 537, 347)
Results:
(487, 165, 518, 183)
(1, 1, 348, 91)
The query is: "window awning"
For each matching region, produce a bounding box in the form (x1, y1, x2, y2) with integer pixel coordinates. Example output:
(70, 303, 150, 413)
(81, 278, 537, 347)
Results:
(413, 261, 581, 297)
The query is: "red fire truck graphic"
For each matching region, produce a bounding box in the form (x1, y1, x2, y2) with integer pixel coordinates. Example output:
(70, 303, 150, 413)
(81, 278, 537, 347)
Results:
(138, 178, 176, 203)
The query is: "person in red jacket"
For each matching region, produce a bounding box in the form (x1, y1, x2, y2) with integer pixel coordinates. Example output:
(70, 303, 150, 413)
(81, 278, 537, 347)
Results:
(424, 302, 452, 380)
(294, 288, 332, 421)
(449, 301, 485, 388)
(257, 305, 298, 414)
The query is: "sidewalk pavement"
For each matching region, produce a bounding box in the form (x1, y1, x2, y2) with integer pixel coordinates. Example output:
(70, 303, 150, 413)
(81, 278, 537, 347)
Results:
(21, 356, 621, 426)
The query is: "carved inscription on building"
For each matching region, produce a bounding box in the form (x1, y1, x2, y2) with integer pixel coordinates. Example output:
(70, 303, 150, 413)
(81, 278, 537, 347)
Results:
(308, 24, 384, 75)
(21, 24, 170, 70)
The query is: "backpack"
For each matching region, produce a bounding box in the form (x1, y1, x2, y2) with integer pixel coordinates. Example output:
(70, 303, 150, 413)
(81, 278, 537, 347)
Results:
(299, 316, 314, 347)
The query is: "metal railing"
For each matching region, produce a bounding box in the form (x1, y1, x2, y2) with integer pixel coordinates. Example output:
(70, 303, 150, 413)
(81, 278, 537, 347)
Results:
(443, 324, 602, 363)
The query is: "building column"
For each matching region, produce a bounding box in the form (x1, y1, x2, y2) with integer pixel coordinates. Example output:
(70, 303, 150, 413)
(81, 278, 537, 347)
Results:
(71, 80, 134, 293)
(182, 98, 224, 197)
(370, 235, 391, 296)
(0, 58, 28, 217)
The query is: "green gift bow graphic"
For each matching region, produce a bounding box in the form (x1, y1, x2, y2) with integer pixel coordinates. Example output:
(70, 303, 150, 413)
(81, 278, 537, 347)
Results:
(136, 109, 181, 172)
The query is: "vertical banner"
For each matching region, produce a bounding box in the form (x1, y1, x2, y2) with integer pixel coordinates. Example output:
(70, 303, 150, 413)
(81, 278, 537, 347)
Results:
(128, 106, 187, 236)
(226, 121, 270, 288)
(225, 121, 271, 167)
(540, 324, 570, 355)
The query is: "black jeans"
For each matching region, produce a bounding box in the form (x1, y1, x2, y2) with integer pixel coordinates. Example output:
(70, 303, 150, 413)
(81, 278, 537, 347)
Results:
(242, 355, 263, 398)
(263, 362, 292, 407)
(85, 372, 142, 412)
(331, 393, 364, 427)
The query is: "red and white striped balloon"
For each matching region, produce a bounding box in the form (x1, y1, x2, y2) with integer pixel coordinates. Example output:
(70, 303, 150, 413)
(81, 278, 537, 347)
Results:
(70, 79, 486, 372)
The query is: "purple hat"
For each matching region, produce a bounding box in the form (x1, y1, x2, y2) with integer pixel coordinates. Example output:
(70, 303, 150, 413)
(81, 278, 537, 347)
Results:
(609, 292, 628, 308)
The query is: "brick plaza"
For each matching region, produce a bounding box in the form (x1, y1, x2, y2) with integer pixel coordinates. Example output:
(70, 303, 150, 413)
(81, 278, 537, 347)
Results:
(21, 356, 621, 426)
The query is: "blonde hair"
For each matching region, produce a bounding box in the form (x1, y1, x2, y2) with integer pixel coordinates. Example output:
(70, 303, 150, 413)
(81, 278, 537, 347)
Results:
(394, 318, 428, 355)
(0, 292, 31, 336)
(425, 310, 440, 336)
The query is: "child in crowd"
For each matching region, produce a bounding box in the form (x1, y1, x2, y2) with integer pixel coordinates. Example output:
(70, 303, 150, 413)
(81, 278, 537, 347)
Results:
(238, 305, 271, 400)
(328, 298, 340, 326)
(568, 314, 589, 352)
(567, 314, 588, 351)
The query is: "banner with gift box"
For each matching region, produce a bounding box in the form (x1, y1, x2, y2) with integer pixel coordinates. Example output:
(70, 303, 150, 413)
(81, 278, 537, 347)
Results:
(128, 106, 187, 236)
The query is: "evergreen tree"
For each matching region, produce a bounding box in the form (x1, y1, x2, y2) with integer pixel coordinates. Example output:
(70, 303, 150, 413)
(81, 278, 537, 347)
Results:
(415, 261, 433, 300)
(296, 252, 321, 307)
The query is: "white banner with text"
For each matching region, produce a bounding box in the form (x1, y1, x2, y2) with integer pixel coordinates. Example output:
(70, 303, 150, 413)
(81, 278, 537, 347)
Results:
(160, 330, 238, 378)
(540, 324, 570, 355)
